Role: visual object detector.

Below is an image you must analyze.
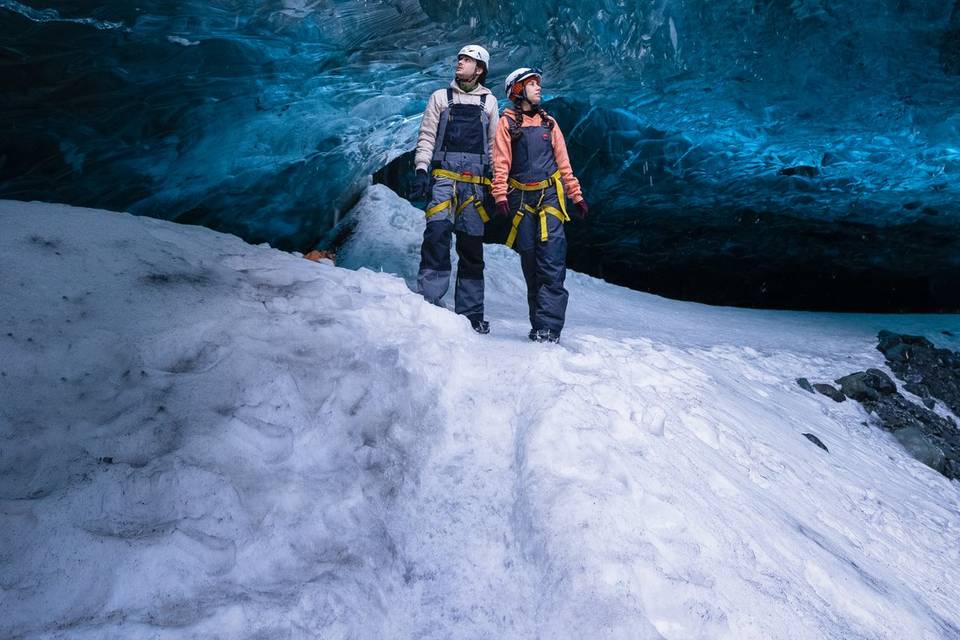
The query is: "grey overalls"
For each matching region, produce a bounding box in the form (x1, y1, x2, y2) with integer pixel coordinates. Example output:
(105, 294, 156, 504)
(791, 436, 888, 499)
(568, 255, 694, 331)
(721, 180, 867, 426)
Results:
(416, 89, 492, 322)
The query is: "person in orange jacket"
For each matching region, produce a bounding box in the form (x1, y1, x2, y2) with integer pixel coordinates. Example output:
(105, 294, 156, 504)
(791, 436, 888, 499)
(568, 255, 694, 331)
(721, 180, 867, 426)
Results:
(491, 67, 588, 343)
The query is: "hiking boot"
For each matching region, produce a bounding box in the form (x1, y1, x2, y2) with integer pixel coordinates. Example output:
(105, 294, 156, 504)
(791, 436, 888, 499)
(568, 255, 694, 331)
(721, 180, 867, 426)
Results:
(469, 317, 490, 335)
(529, 328, 560, 343)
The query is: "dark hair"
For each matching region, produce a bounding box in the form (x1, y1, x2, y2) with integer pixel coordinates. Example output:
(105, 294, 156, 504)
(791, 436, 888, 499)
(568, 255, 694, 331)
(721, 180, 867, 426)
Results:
(477, 61, 488, 86)
(536, 106, 555, 130)
(508, 103, 555, 140)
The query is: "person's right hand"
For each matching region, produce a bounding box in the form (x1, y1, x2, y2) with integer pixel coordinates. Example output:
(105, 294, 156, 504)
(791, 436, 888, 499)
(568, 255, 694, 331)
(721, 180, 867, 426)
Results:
(409, 169, 430, 201)
(495, 201, 510, 218)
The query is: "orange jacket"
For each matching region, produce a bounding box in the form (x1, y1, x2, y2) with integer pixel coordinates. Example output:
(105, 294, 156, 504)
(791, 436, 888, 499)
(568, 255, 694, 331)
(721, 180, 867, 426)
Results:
(491, 108, 583, 204)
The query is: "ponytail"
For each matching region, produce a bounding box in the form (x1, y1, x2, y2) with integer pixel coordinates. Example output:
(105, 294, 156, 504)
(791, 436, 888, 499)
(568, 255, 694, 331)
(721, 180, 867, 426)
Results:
(508, 109, 524, 140)
(536, 106, 555, 131)
(507, 104, 555, 140)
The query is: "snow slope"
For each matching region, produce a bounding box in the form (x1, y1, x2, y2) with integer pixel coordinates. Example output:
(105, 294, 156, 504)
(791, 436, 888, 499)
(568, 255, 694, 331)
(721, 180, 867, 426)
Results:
(1, 189, 959, 639)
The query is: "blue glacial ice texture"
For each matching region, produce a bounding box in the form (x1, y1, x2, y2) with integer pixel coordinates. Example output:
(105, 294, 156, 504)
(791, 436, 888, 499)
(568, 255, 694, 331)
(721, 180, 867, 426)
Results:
(2, 0, 960, 308)
(0, 0, 452, 247)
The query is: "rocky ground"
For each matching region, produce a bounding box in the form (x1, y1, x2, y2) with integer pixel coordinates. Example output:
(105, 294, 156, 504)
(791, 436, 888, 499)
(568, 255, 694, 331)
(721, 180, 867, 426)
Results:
(799, 331, 960, 479)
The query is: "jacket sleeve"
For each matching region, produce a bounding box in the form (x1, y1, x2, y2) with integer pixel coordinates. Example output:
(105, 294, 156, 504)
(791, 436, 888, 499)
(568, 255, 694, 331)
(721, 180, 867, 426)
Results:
(491, 115, 514, 203)
(414, 91, 443, 172)
(486, 98, 499, 167)
(549, 120, 583, 203)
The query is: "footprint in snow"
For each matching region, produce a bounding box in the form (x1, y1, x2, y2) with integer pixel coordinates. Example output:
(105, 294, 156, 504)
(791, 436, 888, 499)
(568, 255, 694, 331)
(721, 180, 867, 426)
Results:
(641, 405, 667, 437)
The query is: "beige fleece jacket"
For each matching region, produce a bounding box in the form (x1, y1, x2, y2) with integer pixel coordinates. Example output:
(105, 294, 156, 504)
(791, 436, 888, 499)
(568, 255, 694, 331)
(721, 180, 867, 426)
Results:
(414, 80, 500, 172)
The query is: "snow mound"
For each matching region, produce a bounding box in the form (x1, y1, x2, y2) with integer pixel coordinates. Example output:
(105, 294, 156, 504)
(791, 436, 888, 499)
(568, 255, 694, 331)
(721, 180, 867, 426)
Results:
(1, 192, 959, 639)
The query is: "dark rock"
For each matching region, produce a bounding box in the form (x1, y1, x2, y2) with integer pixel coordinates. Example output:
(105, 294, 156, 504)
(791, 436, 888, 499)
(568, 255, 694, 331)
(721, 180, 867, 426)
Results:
(835, 369, 896, 402)
(803, 334, 960, 478)
(892, 427, 947, 473)
(944, 330, 955, 337)
(903, 382, 937, 409)
(860, 393, 960, 478)
(814, 383, 845, 402)
(877, 331, 960, 416)
(796, 377, 815, 393)
(903, 382, 929, 399)
(802, 433, 829, 452)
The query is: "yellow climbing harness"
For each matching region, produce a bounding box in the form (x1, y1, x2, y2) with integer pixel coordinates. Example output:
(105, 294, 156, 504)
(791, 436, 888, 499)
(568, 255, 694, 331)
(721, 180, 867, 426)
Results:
(425, 169, 492, 223)
(504, 170, 570, 249)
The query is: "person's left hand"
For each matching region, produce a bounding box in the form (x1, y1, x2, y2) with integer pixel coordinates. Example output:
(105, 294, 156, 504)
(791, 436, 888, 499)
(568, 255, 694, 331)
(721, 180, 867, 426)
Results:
(574, 198, 589, 220)
(409, 169, 430, 201)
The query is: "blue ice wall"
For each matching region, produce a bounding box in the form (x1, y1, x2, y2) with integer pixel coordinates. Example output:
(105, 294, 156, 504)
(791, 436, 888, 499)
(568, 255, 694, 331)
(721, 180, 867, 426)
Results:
(0, 0, 451, 245)
(2, 1, 959, 309)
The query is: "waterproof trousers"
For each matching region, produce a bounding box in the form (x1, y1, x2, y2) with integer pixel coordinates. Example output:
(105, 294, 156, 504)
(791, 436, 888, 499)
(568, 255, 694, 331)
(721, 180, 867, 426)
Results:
(508, 189, 568, 334)
(417, 220, 484, 318)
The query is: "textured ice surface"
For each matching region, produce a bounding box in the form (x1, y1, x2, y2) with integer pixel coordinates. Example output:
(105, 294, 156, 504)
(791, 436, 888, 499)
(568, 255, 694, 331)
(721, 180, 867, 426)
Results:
(2, 188, 960, 638)
(1, 1, 959, 308)
(0, 0, 445, 246)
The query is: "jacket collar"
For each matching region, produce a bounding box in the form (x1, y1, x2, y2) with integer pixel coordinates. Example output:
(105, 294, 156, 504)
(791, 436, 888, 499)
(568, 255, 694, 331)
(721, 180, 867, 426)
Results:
(449, 79, 491, 96)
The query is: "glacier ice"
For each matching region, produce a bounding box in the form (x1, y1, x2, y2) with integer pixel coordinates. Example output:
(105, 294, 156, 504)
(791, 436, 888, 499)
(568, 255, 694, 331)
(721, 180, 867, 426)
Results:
(1, 0, 959, 309)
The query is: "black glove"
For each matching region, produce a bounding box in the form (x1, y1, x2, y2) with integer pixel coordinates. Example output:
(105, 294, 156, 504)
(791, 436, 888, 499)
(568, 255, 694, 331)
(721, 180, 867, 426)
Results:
(573, 198, 589, 220)
(409, 169, 430, 201)
(495, 201, 511, 218)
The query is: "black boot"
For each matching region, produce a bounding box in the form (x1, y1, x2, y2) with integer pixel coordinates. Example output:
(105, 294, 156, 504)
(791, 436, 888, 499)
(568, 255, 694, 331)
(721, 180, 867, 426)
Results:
(529, 328, 560, 343)
(468, 315, 490, 335)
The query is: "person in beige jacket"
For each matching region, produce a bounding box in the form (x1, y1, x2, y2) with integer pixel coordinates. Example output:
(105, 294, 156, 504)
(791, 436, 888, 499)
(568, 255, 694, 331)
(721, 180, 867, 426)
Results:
(410, 45, 499, 334)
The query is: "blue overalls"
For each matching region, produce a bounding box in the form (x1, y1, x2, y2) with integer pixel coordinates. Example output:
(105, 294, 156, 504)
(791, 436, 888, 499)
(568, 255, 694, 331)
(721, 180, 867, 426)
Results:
(504, 114, 572, 337)
(416, 89, 492, 323)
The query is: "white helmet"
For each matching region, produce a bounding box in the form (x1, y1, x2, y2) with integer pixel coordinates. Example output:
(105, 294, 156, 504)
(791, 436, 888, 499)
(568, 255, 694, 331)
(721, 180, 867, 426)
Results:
(458, 45, 490, 71)
(504, 67, 542, 100)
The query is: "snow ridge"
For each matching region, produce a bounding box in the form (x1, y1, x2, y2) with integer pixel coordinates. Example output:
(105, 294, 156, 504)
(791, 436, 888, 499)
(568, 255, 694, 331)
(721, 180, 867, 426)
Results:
(1, 192, 959, 639)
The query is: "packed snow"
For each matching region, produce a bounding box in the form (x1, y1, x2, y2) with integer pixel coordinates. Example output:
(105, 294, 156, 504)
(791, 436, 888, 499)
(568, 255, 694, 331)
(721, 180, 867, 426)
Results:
(1, 188, 959, 639)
